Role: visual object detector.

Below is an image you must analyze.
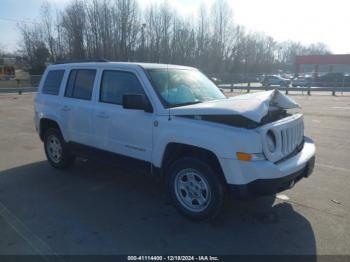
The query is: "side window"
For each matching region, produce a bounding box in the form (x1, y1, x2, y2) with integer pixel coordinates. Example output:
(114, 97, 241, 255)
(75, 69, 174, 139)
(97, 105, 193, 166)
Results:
(42, 70, 64, 95)
(100, 70, 144, 105)
(65, 69, 96, 100)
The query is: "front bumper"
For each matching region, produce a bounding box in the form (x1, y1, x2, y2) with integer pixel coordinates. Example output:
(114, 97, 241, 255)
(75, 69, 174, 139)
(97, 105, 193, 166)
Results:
(219, 136, 316, 198)
(229, 156, 315, 198)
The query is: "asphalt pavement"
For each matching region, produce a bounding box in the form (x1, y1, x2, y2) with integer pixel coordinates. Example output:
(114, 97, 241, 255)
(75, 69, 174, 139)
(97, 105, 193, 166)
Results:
(0, 92, 349, 256)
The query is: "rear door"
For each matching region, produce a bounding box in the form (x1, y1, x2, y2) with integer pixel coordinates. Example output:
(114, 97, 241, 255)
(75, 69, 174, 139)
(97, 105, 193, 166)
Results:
(93, 69, 154, 162)
(60, 68, 97, 146)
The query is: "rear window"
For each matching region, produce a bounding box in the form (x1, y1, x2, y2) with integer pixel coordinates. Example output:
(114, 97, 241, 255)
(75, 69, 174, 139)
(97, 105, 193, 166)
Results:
(42, 70, 65, 95)
(65, 69, 96, 100)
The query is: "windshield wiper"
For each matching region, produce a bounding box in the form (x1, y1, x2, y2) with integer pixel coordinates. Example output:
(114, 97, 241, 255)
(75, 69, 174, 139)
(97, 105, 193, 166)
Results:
(170, 101, 203, 108)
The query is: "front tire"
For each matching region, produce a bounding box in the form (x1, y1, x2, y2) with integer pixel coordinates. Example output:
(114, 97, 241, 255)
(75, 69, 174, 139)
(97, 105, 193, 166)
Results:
(44, 128, 75, 169)
(167, 157, 224, 221)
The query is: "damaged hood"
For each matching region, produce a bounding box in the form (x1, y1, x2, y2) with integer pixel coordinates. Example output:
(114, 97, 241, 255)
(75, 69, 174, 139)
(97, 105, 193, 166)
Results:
(171, 89, 299, 123)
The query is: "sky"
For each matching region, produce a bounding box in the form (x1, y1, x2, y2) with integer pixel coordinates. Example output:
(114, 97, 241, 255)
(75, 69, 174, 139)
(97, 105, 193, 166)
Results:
(0, 0, 349, 54)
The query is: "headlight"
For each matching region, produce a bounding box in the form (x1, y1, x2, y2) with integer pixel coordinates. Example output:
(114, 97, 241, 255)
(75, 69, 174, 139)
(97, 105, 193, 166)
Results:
(266, 130, 276, 153)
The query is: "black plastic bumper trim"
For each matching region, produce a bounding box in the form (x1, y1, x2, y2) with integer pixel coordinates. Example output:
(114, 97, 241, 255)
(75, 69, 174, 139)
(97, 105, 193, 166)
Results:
(228, 156, 315, 199)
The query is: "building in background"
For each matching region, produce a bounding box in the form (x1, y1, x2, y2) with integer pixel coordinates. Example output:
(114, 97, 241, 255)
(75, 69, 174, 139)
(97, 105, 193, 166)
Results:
(0, 58, 16, 80)
(295, 54, 350, 75)
(295, 55, 350, 87)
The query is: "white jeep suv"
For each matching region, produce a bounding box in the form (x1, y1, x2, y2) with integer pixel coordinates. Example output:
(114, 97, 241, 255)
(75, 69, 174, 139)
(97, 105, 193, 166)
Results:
(34, 62, 316, 220)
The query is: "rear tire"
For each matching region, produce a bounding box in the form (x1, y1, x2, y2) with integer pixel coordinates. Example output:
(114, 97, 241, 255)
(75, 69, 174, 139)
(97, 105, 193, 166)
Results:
(44, 128, 75, 169)
(167, 157, 224, 221)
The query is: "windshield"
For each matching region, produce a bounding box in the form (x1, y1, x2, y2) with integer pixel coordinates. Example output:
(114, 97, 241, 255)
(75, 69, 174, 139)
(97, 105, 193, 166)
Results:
(147, 69, 226, 107)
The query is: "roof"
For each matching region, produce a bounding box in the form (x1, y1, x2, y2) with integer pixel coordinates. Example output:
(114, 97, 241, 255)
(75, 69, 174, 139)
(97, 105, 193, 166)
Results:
(296, 54, 350, 65)
(48, 61, 195, 70)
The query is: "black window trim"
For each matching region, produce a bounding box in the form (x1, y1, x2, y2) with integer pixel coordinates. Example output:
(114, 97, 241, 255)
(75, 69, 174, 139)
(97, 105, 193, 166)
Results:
(42, 69, 65, 96)
(64, 69, 97, 101)
(99, 69, 148, 106)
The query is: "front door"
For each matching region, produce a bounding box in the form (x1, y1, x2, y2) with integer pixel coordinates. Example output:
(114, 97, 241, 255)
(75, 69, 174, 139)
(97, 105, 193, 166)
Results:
(93, 69, 154, 162)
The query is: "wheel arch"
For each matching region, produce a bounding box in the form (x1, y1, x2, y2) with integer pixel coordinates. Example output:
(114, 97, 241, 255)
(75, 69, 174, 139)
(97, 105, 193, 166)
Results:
(160, 142, 227, 185)
(39, 117, 65, 141)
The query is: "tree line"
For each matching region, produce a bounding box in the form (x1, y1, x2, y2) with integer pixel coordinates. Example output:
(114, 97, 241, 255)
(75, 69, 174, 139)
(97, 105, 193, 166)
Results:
(18, 0, 330, 75)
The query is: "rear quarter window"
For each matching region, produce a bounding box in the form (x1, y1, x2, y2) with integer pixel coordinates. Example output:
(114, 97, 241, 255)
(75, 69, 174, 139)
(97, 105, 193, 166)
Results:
(42, 70, 65, 95)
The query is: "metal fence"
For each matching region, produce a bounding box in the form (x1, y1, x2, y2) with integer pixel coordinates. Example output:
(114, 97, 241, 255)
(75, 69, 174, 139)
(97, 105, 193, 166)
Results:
(218, 85, 350, 96)
(0, 75, 42, 88)
(1, 73, 350, 96)
(209, 72, 350, 95)
(209, 72, 350, 88)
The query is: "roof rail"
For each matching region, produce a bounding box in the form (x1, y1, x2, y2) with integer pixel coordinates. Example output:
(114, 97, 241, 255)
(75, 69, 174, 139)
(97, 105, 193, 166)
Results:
(54, 59, 109, 64)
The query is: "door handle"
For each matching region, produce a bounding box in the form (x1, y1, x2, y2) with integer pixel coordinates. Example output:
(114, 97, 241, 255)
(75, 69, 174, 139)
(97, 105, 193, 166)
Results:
(61, 105, 71, 111)
(96, 112, 109, 119)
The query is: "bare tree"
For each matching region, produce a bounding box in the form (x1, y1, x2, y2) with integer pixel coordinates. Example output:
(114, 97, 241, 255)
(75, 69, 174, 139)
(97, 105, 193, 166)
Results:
(17, 0, 331, 74)
(61, 0, 86, 59)
(113, 0, 140, 60)
(18, 23, 49, 74)
(0, 44, 4, 56)
(41, 1, 57, 62)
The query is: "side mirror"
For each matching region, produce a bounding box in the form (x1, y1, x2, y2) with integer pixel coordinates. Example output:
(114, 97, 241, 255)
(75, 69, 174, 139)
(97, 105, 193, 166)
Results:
(122, 94, 153, 113)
